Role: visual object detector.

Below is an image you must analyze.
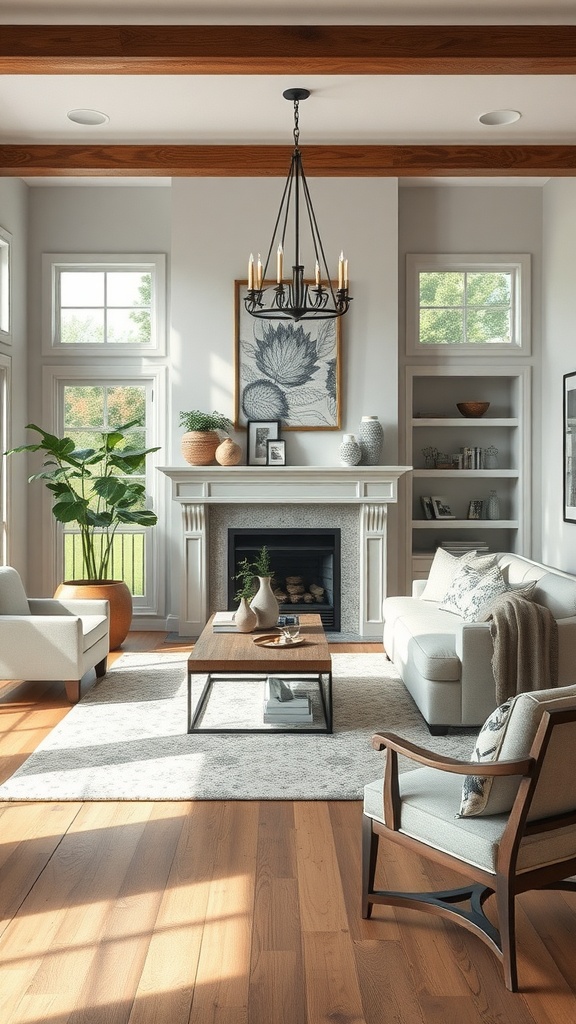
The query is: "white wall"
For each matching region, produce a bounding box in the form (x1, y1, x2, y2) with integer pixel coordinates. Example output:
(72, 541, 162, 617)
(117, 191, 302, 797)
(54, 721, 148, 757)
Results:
(24, 177, 401, 615)
(542, 179, 576, 572)
(0, 178, 28, 579)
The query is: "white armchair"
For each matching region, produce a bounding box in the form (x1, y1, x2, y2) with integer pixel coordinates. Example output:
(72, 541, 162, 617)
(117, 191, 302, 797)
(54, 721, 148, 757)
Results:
(0, 566, 110, 703)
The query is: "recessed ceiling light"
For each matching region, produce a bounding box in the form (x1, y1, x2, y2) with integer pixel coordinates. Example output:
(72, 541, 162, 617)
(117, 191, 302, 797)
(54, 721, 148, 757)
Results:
(67, 108, 110, 126)
(478, 109, 521, 126)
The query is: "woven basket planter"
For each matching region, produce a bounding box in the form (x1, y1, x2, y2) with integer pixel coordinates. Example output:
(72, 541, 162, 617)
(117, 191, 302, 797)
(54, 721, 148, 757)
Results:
(181, 430, 220, 466)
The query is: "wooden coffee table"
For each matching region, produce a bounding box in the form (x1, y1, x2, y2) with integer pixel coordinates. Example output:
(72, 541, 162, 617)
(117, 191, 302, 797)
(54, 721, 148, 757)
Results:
(187, 612, 333, 734)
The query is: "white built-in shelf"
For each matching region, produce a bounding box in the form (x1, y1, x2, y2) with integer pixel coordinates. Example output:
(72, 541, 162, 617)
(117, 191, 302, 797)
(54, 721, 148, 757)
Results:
(413, 469, 518, 479)
(412, 417, 518, 428)
(412, 520, 519, 529)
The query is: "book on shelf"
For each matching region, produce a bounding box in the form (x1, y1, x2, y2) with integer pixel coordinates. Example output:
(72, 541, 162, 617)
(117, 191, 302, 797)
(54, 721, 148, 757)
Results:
(264, 678, 310, 708)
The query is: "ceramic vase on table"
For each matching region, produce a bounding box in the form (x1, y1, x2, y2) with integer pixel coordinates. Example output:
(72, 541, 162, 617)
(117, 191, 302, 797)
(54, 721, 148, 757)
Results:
(339, 433, 362, 467)
(250, 575, 280, 629)
(234, 597, 258, 633)
(358, 416, 384, 465)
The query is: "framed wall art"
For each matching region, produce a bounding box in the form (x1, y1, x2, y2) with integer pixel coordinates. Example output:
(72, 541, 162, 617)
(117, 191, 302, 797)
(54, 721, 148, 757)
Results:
(431, 496, 456, 520)
(247, 419, 280, 466)
(234, 280, 342, 431)
(564, 371, 576, 523)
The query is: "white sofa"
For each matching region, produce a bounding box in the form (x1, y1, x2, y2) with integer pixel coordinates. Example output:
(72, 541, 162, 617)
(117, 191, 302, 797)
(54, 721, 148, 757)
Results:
(382, 552, 576, 733)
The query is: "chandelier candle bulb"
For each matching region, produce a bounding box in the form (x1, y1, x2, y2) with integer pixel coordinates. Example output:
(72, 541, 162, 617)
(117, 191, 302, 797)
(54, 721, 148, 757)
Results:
(315, 260, 321, 285)
(338, 252, 345, 289)
(256, 254, 263, 289)
(277, 244, 283, 283)
(248, 253, 254, 290)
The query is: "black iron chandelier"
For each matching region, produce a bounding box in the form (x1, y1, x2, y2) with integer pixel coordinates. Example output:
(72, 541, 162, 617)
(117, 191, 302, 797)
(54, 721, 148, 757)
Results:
(244, 88, 352, 323)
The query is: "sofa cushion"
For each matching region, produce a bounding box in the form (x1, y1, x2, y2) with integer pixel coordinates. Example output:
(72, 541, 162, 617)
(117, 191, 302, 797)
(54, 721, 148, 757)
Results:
(0, 566, 30, 615)
(439, 563, 508, 622)
(459, 684, 576, 817)
(393, 607, 461, 681)
(420, 547, 496, 603)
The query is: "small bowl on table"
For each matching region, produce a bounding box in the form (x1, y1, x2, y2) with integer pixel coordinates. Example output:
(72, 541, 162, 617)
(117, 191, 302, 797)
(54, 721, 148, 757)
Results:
(456, 401, 490, 418)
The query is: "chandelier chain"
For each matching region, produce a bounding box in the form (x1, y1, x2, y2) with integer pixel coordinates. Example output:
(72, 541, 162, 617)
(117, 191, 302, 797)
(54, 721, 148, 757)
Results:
(293, 98, 300, 148)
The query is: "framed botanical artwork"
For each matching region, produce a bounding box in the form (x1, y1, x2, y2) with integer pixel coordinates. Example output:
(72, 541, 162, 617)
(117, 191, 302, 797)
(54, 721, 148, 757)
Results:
(247, 419, 280, 466)
(234, 280, 342, 430)
(431, 496, 456, 520)
(266, 439, 286, 466)
(564, 371, 576, 523)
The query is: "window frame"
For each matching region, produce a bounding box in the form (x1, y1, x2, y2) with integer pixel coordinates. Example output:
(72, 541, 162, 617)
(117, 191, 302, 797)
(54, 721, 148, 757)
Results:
(406, 253, 531, 357)
(0, 226, 12, 342)
(41, 364, 167, 616)
(42, 252, 167, 356)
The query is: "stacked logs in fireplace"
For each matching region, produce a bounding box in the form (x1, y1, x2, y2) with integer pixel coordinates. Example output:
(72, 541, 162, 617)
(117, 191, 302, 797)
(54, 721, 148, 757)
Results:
(227, 527, 341, 631)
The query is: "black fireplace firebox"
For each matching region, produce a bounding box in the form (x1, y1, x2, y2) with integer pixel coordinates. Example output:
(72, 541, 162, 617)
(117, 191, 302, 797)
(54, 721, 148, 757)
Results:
(227, 528, 341, 631)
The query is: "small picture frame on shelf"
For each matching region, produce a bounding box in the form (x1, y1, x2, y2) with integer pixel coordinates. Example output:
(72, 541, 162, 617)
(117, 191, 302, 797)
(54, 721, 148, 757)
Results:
(247, 420, 280, 466)
(467, 499, 483, 520)
(266, 439, 286, 466)
(420, 496, 434, 520)
(431, 496, 456, 520)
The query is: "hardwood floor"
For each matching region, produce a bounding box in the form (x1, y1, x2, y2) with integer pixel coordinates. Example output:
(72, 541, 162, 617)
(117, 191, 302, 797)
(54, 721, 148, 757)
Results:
(0, 633, 575, 1023)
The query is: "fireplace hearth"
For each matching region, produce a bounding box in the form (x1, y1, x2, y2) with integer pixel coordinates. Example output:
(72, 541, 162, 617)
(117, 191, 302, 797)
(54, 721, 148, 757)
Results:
(228, 528, 341, 630)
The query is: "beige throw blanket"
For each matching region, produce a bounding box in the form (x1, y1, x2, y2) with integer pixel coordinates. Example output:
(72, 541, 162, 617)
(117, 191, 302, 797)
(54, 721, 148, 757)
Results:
(478, 591, 559, 705)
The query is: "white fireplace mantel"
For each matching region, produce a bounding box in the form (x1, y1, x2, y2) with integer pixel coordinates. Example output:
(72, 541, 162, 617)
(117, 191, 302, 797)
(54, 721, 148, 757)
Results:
(159, 465, 411, 637)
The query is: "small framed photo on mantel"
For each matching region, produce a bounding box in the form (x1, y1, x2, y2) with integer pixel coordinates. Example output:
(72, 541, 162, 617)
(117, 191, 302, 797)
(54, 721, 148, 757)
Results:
(266, 439, 286, 466)
(247, 419, 280, 466)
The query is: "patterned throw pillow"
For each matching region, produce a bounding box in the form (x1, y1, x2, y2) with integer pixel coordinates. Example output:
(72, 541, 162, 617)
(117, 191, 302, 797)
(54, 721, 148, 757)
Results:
(420, 547, 496, 603)
(439, 563, 508, 622)
(458, 698, 515, 817)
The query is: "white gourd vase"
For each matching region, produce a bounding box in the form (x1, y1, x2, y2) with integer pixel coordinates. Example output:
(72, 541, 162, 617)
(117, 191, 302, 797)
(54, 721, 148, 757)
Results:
(358, 415, 384, 465)
(250, 575, 279, 629)
(235, 597, 258, 633)
(339, 433, 362, 466)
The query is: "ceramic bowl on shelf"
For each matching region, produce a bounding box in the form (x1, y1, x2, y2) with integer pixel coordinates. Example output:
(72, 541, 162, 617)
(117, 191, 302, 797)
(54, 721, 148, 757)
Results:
(456, 401, 490, 418)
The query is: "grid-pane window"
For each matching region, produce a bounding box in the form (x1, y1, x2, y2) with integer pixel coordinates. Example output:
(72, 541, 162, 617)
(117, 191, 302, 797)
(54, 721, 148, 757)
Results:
(43, 253, 165, 355)
(62, 383, 151, 599)
(406, 254, 530, 356)
(419, 270, 513, 346)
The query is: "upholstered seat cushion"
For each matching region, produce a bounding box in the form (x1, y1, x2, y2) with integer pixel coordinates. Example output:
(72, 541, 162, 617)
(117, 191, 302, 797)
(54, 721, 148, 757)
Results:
(363, 769, 576, 875)
(385, 599, 461, 681)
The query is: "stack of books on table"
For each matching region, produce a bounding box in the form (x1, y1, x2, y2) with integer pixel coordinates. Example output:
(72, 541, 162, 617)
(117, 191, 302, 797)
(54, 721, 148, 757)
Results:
(263, 678, 313, 724)
(212, 611, 238, 632)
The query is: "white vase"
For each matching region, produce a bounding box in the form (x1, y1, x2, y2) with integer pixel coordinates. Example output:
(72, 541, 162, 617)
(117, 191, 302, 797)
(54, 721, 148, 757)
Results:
(234, 597, 258, 633)
(358, 415, 384, 465)
(487, 489, 500, 521)
(250, 575, 279, 629)
(339, 433, 361, 466)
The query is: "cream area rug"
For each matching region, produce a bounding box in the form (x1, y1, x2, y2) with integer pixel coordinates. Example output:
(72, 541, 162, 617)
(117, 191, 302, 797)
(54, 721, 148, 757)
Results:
(0, 652, 477, 801)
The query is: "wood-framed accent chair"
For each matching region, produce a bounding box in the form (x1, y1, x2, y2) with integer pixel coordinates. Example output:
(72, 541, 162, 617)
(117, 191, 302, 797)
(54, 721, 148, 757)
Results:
(362, 686, 576, 992)
(0, 566, 109, 703)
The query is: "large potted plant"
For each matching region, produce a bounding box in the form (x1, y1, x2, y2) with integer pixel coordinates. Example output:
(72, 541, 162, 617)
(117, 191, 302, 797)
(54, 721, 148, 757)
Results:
(179, 409, 234, 466)
(6, 419, 159, 649)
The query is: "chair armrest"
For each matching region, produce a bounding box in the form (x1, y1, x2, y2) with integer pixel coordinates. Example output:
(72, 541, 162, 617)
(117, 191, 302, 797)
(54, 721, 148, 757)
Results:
(28, 597, 110, 618)
(371, 731, 532, 777)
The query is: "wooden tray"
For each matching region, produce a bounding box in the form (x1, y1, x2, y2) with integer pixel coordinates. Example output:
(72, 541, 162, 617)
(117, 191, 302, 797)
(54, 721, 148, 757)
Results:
(253, 634, 305, 648)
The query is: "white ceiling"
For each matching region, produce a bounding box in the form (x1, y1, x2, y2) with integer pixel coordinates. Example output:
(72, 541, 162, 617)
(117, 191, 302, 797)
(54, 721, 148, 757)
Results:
(1, 1, 573, 187)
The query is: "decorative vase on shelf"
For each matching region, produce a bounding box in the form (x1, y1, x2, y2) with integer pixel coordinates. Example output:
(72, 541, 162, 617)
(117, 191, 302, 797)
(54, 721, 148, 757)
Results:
(339, 433, 362, 466)
(215, 437, 242, 466)
(234, 597, 258, 633)
(358, 415, 384, 465)
(487, 489, 500, 521)
(250, 575, 280, 629)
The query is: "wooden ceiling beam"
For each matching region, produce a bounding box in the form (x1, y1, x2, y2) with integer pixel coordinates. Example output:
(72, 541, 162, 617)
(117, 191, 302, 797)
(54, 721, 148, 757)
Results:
(2, 144, 576, 177)
(0, 24, 576, 75)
